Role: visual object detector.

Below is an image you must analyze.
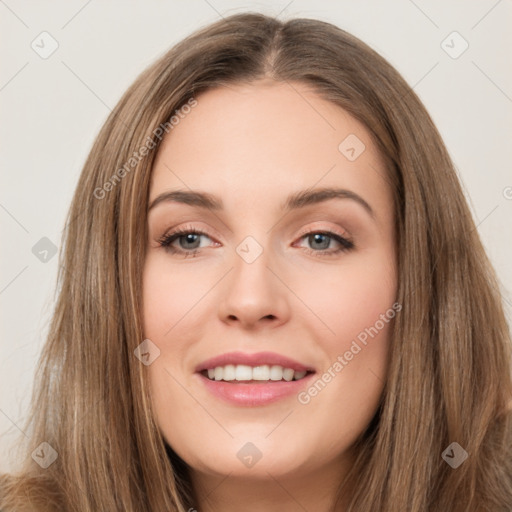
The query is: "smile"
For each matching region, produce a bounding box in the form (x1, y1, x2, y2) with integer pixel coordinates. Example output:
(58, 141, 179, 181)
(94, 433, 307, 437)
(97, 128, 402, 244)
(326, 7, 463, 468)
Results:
(202, 364, 309, 382)
(195, 351, 316, 406)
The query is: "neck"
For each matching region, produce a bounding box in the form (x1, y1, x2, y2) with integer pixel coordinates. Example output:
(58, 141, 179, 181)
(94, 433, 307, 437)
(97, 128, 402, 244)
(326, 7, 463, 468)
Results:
(188, 454, 354, 512)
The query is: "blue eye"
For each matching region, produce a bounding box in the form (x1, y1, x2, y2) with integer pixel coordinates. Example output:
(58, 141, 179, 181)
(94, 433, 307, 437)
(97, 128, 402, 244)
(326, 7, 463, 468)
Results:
(158, 228, 213, 257)
(298, 232, 354, 256)
(157, 226, 354, 258)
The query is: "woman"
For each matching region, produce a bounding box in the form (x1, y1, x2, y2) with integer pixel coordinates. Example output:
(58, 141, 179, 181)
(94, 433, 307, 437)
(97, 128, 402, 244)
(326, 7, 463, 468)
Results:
(1, 12, 511, 511)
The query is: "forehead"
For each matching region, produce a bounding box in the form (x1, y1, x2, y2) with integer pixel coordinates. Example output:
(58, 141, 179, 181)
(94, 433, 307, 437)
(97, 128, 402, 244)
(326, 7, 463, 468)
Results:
(149, 81, 392, 219)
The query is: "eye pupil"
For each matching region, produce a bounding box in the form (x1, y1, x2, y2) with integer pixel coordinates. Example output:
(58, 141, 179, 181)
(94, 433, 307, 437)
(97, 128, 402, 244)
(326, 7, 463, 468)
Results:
(310, 233, 330, 250)
(182, 233, 200, 249)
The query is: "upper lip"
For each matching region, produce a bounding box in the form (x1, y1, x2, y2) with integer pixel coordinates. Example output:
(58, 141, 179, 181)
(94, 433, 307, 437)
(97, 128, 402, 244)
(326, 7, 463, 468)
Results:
(195, 351, 315, 373)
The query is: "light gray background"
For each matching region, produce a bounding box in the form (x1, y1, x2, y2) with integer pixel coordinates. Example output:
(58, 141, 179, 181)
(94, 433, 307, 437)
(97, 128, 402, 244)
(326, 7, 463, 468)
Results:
(1, 0, 511, 472)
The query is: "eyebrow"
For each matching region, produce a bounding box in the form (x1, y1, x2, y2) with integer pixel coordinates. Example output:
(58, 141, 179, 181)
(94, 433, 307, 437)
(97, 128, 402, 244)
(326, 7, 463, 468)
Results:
(148, 187, 374, 218)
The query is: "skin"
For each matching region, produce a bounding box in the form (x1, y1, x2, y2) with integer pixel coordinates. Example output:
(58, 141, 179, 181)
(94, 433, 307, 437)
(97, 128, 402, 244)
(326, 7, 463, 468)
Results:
(142, 79, 397, 512)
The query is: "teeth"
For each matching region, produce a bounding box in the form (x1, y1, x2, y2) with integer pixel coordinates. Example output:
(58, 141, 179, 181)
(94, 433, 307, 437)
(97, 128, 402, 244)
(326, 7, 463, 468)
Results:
(269, 365, 283, 381)
(204, 364, 309, 382)
(252, 365, 270, 380)
(282, 368, 295, 381)
(235, 364, 252, 381)
(224, 364, 236, 381)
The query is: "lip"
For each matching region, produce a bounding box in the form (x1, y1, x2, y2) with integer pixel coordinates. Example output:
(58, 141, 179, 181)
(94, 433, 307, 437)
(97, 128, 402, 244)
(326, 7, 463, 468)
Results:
(195, 351, 316, 407)
(197, 372, 316, 406)
(195, 351, 315, 373)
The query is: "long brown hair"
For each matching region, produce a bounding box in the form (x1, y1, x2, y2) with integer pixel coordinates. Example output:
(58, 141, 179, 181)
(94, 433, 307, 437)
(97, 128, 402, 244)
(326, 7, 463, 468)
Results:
(1, 12, 511, 511)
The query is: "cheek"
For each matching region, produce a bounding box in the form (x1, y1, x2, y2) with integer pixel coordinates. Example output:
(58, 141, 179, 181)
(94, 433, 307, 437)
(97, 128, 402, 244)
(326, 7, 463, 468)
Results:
(292, 249, 396, 411)
(142, 254, 211, 337)
(142, 255, 215, 429)
(293, 250, 397, 349)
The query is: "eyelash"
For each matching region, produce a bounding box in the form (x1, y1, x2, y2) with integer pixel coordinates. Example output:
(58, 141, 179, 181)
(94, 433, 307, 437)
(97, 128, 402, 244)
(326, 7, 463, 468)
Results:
(157, 224, 354, 258)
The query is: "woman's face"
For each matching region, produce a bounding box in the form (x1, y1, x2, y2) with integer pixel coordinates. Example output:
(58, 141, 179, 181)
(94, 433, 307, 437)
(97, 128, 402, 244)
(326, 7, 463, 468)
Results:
(143, 80, 397, 485)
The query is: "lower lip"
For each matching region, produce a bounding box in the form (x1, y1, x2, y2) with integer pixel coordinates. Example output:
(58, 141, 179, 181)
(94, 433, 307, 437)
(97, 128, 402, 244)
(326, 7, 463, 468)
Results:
(197, 373, 315, 406)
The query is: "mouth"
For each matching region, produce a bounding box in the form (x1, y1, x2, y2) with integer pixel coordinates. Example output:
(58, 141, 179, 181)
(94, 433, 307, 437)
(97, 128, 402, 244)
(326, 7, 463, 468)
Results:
(200, 364, 313, 382)
(195, 352, 316, 406)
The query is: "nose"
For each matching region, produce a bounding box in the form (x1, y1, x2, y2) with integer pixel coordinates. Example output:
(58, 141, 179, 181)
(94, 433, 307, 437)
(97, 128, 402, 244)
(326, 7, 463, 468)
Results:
(217, 245, 291, 330)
